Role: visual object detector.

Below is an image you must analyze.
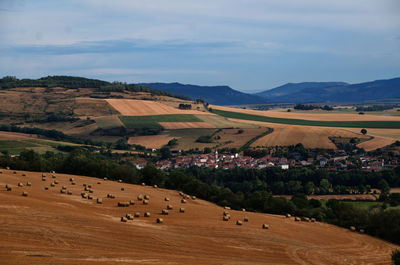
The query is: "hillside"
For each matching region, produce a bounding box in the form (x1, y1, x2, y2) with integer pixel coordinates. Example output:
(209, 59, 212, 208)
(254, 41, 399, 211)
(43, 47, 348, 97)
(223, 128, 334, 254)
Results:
(256, 78, 400, 103)
(0, 169, 397, 264)
(140, 82, 267, 105)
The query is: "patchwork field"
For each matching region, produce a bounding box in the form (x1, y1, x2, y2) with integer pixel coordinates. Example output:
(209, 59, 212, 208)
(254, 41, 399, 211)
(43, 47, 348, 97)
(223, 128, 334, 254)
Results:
(106, 99, 214, 116)
(167, 129, 218, 150)
(214, 128, 270, 149)
(0, 170, 397, 264)
(127, 134, 178, 149)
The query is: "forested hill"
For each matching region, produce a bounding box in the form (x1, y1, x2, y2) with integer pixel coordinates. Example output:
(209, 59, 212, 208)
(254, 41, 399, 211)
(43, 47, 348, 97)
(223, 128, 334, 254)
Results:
(140, 82, 267, 105)
(0, 76, 190, 100)
(255, 78, 400, 103)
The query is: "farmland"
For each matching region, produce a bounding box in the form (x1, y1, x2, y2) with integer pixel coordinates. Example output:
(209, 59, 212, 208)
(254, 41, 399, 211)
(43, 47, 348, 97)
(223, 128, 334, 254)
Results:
(119, 114, 202, 130)
(0, 169, 397, 264)
(128, 134, 177, 149)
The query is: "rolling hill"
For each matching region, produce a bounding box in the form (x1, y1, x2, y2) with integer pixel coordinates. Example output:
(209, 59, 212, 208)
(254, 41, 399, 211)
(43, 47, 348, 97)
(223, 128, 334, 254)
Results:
(140, 82, 267, 105)
(0, 169, 397, 264)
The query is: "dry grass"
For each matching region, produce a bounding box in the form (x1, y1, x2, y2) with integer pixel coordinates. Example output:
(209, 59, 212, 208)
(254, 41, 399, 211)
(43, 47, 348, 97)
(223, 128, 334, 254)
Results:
(106, 99, 215, 116)
(159, 122, 215, 129)
(94, 115, 124, 129)
(195, 114, 259, 129)
(74, 98, 119, 116)
(344, 128, 400, 151)
(0, 131, 38, 141)
(214, 128, 269, 149)
(212, 105, 400, 121)
(127, 135, 178, 149)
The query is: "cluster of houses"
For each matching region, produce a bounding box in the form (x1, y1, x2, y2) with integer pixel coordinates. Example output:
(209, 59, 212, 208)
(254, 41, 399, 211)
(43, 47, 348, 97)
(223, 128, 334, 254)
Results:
(152, 146, 400, 172)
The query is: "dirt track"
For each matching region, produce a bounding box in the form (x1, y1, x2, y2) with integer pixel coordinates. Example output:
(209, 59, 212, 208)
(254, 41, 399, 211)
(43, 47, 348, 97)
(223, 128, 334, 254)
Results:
(0, 170, 397, 265)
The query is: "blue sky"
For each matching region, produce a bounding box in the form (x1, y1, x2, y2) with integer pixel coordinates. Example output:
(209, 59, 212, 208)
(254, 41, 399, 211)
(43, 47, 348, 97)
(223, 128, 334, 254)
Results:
(0, 0, 399, 92)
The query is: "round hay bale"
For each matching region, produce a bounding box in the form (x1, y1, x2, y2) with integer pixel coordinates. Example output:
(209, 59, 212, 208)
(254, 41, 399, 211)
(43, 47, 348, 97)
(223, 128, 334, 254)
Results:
(83, 183, 87, 187)
(51, 171, 55, 174)
(6, 166, 10, 170)
(144, 195, 150, 200)
(121, 216, 127, 222)
(87, 184, 92, 188)
(22, 191, 28, 197)
(286, 213, 291, 218)
(129, 200, 135, 205)
(118, 179, 122, 183)
(143, 199, 149, 205)
(185, 195, 190, 199)
(42, 177, 46, 181)
(350, 226, 356, 232)
(164, 197, 170, 201)
(223, 211, 229, 216)
(71, 182, 76, 185)
(244, 216, 249, 222)
(5, 184, 12, 191)
(0, 170, 2, 174)
(26, 182, 31, 186)
(89, 189, 94, 193)
(81, 192, 88, 198)
(223, 215, 229, 221)
(134, 212, 140, 218)
(52, 175, 56, 179)
(118, 201, 130, 207)
(301, 217, 310, 222)
(294, 217, 301, 222)
(359, 229, 365, 233)
(103, 177, 107, 180)
(97, 181, 101, 184)
(167, 204, 173, 210)
(88, 195, 93, 200)
(181, 199, 187, 203)
(153, 185, 158, 188)
(121, 187, 124, 191)
(84, 187, 89, 191)
(13, 171, 17, 174)
(67, 190, 72, 195)
(107, 194, 115, 199)
(69, 178, 74, 181)
(22, 173, 26, 177)
(311, 218, 316, 222)
(179, 191, 184, 196)
(54, 180, 59, 184)
(242, 208, 246, 212)
(179, 207, 185, 213)
(137, 194, 143, 201)
(262, 224, 269, 229)
(62, 186, 67, 190)
(50, 183, 55, 187)
(18, 182, 24, 187)
(162, 209, 169, 215)
(236, 220, 243, 226)
(144, 212, 151, 217)
(156, 218, 163, 223)
(224, 206, 231, 210)
(60, 189, 66, 194)
(97, 198, 102, 204)
(191, 196, 196, 200)
(126, 213, 133, 220)
(141, 182, 145, 186)
(44, 186, 49, 190)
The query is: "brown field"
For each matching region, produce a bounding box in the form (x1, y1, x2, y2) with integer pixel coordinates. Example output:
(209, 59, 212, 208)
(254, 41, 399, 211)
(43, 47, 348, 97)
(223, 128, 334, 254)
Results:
(229, 119, 368, 149)
(391, 188, 400, 193)
(94, 115, 124, 129)
(106, 99, 214, 116)
(127, 134, 178, 149)
(196, 114, 260, 128)
(212, 105, 400, 121)
(344, 128, 400, 151)
(215, 128, 269, 149)
(0, 170, 397, 265)
(159, 122, 215, 129)
(74, 98, 119, 117)
(0, 131, 38, 141)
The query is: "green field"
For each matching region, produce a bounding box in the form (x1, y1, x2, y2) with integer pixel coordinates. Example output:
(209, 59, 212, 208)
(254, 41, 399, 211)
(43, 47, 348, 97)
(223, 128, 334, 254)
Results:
(119, 114, 202, 129)
(0, 139, 82, 155)
(212, 109, 400, 129)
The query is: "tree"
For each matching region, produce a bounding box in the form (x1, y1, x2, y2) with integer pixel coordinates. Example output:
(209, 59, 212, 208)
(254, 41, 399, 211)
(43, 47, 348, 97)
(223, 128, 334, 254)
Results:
(361, 128, 367, 135)
(378, 179, 390, 194)
(319, 179, 332, 194)
(304, 181, 316, 195)
(392, 249, 400, 265)
(160, 147, 171, 159)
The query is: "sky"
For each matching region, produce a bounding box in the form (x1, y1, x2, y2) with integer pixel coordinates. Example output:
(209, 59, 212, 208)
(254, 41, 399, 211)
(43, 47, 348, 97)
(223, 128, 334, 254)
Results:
(0, 0, 399, 92)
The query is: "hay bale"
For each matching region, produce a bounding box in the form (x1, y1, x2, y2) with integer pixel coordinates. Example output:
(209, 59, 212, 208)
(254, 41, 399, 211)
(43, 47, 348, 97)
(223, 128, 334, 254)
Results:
(103, 177, 107, 180)
(71, 182, 76, 185)
(67, 191, 72, 195)
(143, 199, 149, 205)
(164, 197, 170, 201)
(179, 208, 185, 213)
(129, 200, 135, 205)
(6, 184, 12, 191)
(44, 186, 49, 190)
(181, 199, 187, 204)
(62, 186, 67, 190)
(22, 191, 28, 197)
(107, 194, 115, 199)
(294, 217, 301, 222)
(17, 182, 24, 187)
(144, 195, 150, 200)
(84, 187, 89, 191)
(121, 187, 124, 191)
(88, 195, 93, 200)
(118, 179, 122, 183)
(121, 216, 127, 222)
(22, 173, 26, 177)
(191, 196, 196, 200)
(54, 180, 59, 184)
(167, 204, 173, 210)
(286, 213, 291, 218)
(223, 215, 229, 221)
(60, 189, 66, 194)
(97, 198, 102, 204)
(262, 224, 269, 229)
(83, 184, 87, 187)
(244, 216, 249, 222)
(242, 208, 246, 212)
(301, 217, 310, 222)
(0, 170, 2, 174)
(51, 171, 55, 174)
(52, 175, 56, 179)
(162, 209, 169, 215)
(6, 166, 10, 170)
(350, 226, 356, 232)
(89, 189, 94, 193)
(311, 218, 316, 222)
(179, 191, 184, 196)
(223, 211, 229, 216)
(184, 195, 190, 199)
(153, 185, 158, 188)
(126, 213, 134, 220)
(224, 206, 231, 210)
(87, 184, 92, 188)
(134, 212, 140, 218)
(13, 171, 17, 174)
(359, 229, 365, 233)
(26, 182, 31, 186)
(81, 192, 88, 198)
(156, 218, 163, 223)
(69, 178, 74, 181)
(144, 212, 151, 217)
(118, 201, 130, 207)
(42, 177, 46, 181)
(50, 182, 55, 187)
(137, 194, 143, 201)
(97, 181, 101, 184)
(141, 182, 145, 186)
(236, 220, 243, 226)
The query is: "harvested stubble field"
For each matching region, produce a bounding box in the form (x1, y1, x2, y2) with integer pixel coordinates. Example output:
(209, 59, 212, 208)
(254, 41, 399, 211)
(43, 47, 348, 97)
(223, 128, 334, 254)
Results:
(128, 134, 178, 149)
(106, 99, 214, 116)
(158, 122, 215, 129)
(214, 128, 270, 149)
(94, 115, 124, 129)
(119, 114, 204, 130)
(0, 170, 397, 265)
(195, 114, 260, 128)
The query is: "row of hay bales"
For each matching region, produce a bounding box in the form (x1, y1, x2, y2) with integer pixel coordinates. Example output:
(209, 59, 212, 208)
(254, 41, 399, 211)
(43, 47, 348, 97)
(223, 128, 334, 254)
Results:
(222, 209, 270, 229)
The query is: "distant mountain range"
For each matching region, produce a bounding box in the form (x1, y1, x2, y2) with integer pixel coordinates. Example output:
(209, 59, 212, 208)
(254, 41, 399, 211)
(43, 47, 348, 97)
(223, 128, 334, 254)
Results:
(143, 77, 400, 105)
(140, 82, 266, 105)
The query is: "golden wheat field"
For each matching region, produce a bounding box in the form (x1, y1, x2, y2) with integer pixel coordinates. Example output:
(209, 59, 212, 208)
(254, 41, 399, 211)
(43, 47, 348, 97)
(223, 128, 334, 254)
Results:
(158, 122, 216, 129)
(106, 99, 214, 116)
